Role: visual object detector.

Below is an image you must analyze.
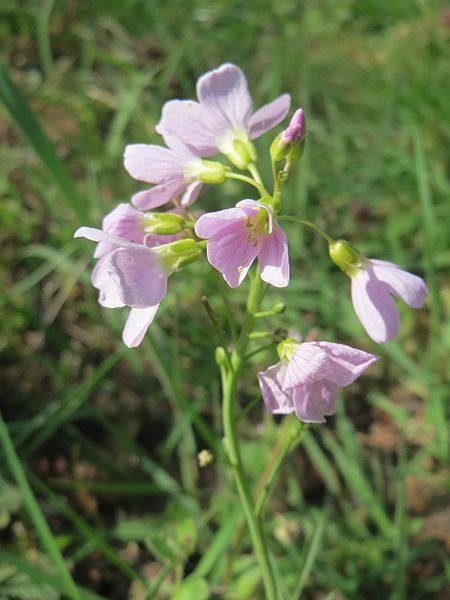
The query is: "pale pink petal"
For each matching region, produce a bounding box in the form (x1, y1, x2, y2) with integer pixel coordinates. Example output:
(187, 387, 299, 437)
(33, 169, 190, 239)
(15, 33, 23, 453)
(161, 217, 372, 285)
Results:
(75, 227, 138, 250)
(92, 259, 125, 308)
(197, 63, 253, 130)
(94, 203, 145, 259)
(257, 362, 294, 414)
(206, 222, 260, 288)
(156, 100, 218, 156)
(317, 342, 378, 387)
(102, 247, 167, 308)
(195, 207, 248, 238)
(351, 270, 400, 343)
(124, 144, 186, 184)
(283, 343, 329, 390)
(292, 380, 338, 423)
(181, 181, 203, 207)
(258, 226, 289, 288)
(370, 260, 428, 308)
(131, 181, 187, 210)
(249, 94, 291, 139)
(122, 306, 159, 348)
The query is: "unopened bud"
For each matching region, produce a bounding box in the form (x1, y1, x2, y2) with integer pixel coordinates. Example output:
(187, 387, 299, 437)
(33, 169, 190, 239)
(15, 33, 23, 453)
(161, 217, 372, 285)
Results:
(154, 239, 202, 271)
(215, 346, 227, 367)
(142, 212, 186, 235)
(270, 109, 306, 163)
(329, 240, 366, 276)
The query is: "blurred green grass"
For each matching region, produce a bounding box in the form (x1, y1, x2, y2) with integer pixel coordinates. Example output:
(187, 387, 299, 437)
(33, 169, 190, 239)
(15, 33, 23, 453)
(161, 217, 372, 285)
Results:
(1, 1, 449, 598)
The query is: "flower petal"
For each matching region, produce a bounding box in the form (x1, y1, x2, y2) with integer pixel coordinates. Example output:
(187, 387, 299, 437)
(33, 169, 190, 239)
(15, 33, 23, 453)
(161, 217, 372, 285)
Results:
(197, 63, 253, 130)
(102, 247, 168, 308)
(283, 343, 329, 389)
(124, 144, 186, 184)
(351, 269, 400, 343)
(257, 362, 294, 414)
(75, 226, 139, 250)
(258, 226, 290, 288)
(156, 100, 218, 156)
(94, 203, 145, 259)
(249, 94, 291, 139)
(370, 259, 428, 308)
(131, 181, 188, 210)
(195, 207, 248, 239)
(181, 181, 203, 207)
(317, 342, 378, 386)
(92, 259, 125, 308)
(122, 305, 159, 348)
(292, 380, 338, 423)
(206, 222, 260, 288)
(236, 199, 273, 232)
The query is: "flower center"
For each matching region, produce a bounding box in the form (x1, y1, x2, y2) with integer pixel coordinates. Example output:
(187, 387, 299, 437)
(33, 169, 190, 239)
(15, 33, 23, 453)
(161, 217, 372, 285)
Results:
(244, 209, 269, 247)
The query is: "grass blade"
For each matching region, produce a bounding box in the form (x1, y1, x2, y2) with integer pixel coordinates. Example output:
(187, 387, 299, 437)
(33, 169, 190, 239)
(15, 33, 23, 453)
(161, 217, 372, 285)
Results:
(0, 412, 81, 600)
(0, 63, 86, 221)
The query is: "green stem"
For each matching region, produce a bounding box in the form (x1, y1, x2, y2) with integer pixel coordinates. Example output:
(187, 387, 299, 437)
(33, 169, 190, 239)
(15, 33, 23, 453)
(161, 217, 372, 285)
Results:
(221, 269, 278, 600)
(248, 163, 264, 187)
(255, 418, 306, 517)
(271, 160, 282, 200)
(225, 171, 267, 196)
(279, 215, 334, 245)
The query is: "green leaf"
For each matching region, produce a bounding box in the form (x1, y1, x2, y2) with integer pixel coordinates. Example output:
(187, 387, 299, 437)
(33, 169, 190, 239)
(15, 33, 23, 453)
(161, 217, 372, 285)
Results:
(172, 576, 209, 600)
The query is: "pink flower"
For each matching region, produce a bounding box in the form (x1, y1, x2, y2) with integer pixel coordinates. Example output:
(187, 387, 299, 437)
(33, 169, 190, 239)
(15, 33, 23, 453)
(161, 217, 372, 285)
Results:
(93, 203, 184, 259)
(351, 260, 428, 343)
(258, 341, 378, 423)
(124, 136, 227, 211)
(194, 199, 289, 288)
(75, 227, 167, 347)
(156, 63, 290, 167)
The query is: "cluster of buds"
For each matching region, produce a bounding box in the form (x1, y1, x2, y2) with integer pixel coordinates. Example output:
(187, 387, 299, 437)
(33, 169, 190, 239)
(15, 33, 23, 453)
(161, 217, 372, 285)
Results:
(75, 63, 427, 423)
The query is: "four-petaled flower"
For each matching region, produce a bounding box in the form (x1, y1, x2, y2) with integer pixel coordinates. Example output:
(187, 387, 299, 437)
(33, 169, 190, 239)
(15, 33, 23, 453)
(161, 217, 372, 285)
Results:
(195, 199, 289, 288)
(258, 341, 378, 423)
(156, 63, 290, 169)
(75, 227, 169, 347)
(351, 260, 428, 343)
(124, 136, 224, 211)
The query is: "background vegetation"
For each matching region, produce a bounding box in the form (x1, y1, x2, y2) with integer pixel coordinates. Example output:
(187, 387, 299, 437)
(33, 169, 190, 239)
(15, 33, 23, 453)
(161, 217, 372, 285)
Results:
(1, 1, 449, 598)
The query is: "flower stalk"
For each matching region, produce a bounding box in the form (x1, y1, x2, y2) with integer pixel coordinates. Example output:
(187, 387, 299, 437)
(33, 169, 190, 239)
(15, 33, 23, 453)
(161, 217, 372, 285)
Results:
(220, 269, 278, 600)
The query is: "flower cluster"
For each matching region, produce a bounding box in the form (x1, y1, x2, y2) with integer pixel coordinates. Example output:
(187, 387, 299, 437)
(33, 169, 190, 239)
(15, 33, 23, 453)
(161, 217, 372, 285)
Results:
(75, 63, 427, 423)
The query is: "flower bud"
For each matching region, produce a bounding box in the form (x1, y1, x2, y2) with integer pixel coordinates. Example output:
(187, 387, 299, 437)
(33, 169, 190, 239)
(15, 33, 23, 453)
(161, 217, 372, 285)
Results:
(215, 346, 227, 367)
(329, 240, 366, 276)
(142, 212, 186, 235)
(270, 109, 306, 163)
(154, 239, 202, 272)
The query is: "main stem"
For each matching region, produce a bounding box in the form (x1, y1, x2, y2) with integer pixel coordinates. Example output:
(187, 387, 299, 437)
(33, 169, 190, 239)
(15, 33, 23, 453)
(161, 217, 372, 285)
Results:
(221, 269, 278, 600)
